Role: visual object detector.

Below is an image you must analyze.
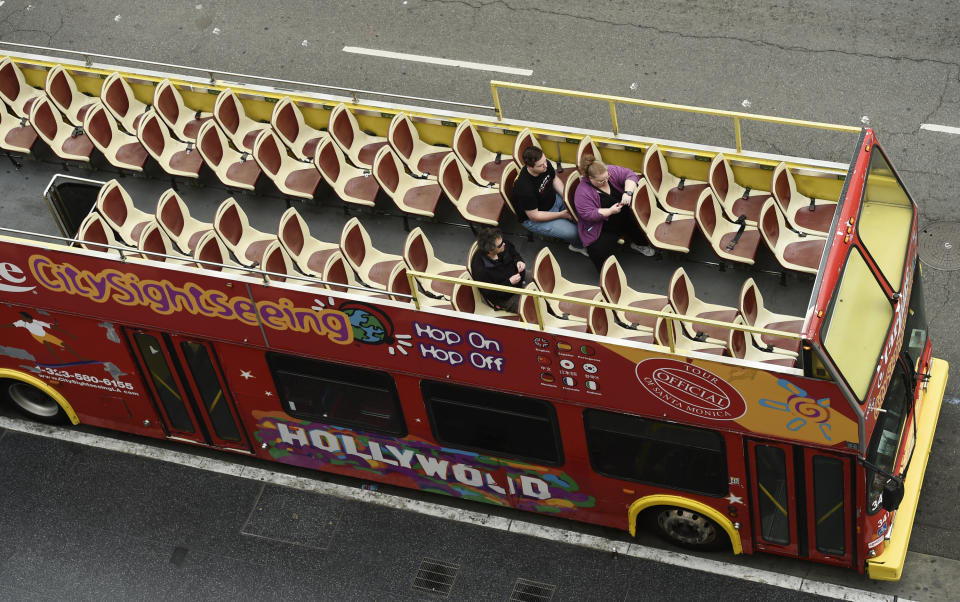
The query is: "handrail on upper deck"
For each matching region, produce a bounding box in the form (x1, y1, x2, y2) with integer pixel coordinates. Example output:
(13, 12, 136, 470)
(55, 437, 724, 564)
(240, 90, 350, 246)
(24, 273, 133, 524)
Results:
(405, 270, 802, 357)
(489, 80, 862, 153)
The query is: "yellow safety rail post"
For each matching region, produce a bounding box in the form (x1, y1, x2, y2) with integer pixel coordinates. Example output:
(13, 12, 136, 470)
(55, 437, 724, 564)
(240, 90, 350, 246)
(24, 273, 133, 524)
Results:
(489, 81, 861, 153)
(407, 271, 801, 351)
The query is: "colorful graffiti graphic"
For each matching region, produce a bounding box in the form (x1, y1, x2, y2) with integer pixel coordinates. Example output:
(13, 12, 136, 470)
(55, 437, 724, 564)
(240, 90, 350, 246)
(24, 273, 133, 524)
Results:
(253, 412, 595, 514)
(759, 379, 835, 442)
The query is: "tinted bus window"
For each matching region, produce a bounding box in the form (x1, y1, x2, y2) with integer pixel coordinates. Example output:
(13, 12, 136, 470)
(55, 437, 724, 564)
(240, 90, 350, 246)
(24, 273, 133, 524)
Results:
(133, 332, 194, 433)
(755, 445, 790, 545)
(421, 382, 561, 465)
(813, 455, 845, 555)
(266, 353, 405, 435)
(180, 341, 240, 442)
(584, 410, 727, 496)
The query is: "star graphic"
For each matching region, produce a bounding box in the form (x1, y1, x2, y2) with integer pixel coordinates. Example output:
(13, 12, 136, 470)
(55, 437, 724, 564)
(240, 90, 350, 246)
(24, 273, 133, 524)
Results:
(240, 370, 254, 380)
(725, 493, 744, 505)
(264, 391, 273, 397)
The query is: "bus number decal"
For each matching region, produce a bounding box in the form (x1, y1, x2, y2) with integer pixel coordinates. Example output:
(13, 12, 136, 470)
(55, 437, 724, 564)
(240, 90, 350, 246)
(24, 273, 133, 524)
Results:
(254, 414, 595, 512)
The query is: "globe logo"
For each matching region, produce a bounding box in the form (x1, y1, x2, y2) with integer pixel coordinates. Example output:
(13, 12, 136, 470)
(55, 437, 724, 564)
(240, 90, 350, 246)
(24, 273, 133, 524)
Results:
(341, 302, 395, 345)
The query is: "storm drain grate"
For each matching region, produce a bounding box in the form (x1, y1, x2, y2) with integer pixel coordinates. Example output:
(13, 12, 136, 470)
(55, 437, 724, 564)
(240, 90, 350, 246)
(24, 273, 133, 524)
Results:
(510, 578, 556, 602)
(918, 221, 960, 270)
(411, 557, 459, 597)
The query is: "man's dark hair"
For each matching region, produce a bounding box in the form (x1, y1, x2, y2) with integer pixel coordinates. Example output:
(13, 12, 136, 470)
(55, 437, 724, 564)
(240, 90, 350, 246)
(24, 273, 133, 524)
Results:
(476, 227, 504, 254)
(521, 145, 544, 168)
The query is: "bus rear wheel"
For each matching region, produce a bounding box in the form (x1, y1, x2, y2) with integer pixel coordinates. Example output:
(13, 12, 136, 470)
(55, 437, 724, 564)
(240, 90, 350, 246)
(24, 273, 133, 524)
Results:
(2, 380, 69, 424)
(649, 506, 727, 551)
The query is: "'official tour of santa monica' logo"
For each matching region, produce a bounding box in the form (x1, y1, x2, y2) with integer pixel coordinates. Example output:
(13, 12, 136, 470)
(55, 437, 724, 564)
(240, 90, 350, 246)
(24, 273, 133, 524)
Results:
(636, 358, 746, 420)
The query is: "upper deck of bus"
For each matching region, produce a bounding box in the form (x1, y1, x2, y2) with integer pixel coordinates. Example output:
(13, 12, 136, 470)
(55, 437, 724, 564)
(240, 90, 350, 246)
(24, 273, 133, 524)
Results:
(0, 44, 919, 458)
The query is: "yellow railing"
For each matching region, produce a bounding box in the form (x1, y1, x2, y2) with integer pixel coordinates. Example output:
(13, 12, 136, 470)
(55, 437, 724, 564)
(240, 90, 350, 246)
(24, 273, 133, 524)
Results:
(489, 81, 861, 153)
(405, 270, 802, 355)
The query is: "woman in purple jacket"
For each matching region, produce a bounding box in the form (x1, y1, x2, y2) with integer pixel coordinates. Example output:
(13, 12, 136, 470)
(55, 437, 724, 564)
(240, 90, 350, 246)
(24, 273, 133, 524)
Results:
(573, 155, 655, 270)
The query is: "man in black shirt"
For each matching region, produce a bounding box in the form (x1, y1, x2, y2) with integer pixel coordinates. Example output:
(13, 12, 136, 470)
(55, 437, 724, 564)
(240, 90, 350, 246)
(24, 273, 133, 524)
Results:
(512, 146, 587, 256)
(470, 227, 526, 312)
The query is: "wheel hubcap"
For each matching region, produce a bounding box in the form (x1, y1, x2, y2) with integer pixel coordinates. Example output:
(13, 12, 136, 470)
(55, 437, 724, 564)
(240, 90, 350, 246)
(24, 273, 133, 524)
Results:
(8, 383, 60, 418)
(658, 508, 717, 545)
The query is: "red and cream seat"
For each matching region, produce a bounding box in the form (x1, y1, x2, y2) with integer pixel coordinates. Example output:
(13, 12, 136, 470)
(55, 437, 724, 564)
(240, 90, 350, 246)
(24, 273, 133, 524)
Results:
(668, 266, 738, 343)
(44, 65, 97, 127)
(403, 227, 467, 302)
(388, 112, 451, 178)
(708, 153, 771, 225)
(452, 119, 508, 186)
(518, 283, 589, 332)
(328, 102, 388, 168)
(511, 128, 573, 186)
(270, 96, 326, 161)
(195, 120, 261, 190)
(654, 306, 726, 356)
(83, 101, 149, 171)
(314, 136, 380, 207)
(153, 79, 213, 142)
(135, 221, 193, 265)
(532, 247, 600, 322)
(728, 317, 797, 368)
(642, 143, 709, 215)
(252, 129, 322, 200)
(758, 198, 827, 274)
(587, 304, 655, 344)
(192, 230, 247, 274)
(695, 188, 762, 264)
(738, 277, 804, 355)
(598, 256, 669, 331)
(137, 112, 204, 178)
(276, 206, 339, 278)
(0, 57, 44, 118)
(155, 188, 213, 255)
(372, 145, 442, 218)
(451, 280, 520, 319)
(95, 179, 152, 246)
(213, 88, 267, 152)
(628, 179, 696, 253)
(339, 217, 403, 290)
(212, 197, 275, 267)
(29, 97, 94, 162)
(771, 162, 837, 236)
(76, 212, 120, 253)
(101, 72, 151, 135)
(0, 105, 38, 153)
(438, 154, 504, 225)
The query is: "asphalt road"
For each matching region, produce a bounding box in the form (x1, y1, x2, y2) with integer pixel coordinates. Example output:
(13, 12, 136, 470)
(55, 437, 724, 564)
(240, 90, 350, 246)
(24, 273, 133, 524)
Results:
(0, 0, 959, 599)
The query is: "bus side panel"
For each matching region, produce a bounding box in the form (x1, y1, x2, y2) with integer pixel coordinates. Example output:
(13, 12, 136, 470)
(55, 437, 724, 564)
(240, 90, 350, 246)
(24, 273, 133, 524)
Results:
(0, 303, 164, 437)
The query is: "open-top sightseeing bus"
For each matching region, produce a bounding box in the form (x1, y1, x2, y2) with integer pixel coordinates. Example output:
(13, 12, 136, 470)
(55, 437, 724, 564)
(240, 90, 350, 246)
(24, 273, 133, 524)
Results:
(0, 44, 946, 580)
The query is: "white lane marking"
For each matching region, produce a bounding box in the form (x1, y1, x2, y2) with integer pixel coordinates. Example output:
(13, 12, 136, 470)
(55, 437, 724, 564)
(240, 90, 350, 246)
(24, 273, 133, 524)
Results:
(0, 416, 896, 601)
(920, 123, 960, 134)
(342, 46, 532, 76)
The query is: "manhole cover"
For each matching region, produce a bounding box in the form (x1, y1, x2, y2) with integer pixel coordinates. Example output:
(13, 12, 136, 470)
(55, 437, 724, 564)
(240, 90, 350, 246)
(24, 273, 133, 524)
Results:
(918, 222, 960, 270)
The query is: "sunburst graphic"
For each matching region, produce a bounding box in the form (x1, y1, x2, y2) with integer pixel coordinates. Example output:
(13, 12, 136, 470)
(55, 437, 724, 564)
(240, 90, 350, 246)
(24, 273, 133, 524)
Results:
(387, 334, 413, 356)
(311, 296, 337, 312)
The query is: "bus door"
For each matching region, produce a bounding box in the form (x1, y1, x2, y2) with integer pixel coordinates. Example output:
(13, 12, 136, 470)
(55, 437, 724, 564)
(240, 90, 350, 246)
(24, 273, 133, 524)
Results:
(746, 440, 853, 567)
(125, 328, 249, 451)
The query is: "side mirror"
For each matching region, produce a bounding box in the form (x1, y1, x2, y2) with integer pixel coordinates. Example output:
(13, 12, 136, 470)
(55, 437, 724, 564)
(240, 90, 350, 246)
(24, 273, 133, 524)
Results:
(881, 477, 905, 511)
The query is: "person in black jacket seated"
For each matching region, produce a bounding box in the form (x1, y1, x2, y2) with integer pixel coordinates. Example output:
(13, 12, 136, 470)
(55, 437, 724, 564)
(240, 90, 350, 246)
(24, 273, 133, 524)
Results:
(470, 227, 526, 312)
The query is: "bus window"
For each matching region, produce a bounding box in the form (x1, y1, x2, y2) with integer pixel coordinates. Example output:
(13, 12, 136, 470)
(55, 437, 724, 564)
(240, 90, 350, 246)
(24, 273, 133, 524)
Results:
(266, 353, 405, 436)
(754, 445, 790, 544)
(421, 382, 561, 465)
(859, 148, 914, 292)
(583, 410, 727, 496)
(132, 332, 194, 433)
(179, 341, 240, 442)
(865, 359, 910, 514)
(812, 455, 845, 555)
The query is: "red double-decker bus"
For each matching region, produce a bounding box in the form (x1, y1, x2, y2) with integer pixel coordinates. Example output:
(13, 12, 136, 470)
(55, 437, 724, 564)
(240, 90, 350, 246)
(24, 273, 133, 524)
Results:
(0, 47, 946, 580)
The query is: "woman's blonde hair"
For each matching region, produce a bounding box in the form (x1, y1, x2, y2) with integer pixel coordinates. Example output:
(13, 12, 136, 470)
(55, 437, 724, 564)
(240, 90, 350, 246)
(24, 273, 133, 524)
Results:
(578, 154, 607, 178)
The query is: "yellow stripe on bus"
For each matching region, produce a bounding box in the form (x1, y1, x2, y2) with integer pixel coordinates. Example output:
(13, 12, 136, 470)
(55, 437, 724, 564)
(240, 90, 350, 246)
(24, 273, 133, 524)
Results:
(758, 483, 788, 516)
(816, 501, 843, 525)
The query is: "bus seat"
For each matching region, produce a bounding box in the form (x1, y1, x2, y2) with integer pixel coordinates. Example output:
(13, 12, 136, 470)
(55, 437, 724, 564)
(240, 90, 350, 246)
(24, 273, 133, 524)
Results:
(708, 153, 770, 225)
(136, 221, 193, 265)
(339, 217, 403, 290)
(271, 96, 325, 162)
(518, 282, 589, 332)
(0, 105, 38, 153)
(276, 206, 339, 278)
(83, 101, 149, 172)
(0, 57, 45, 119)
(386, 262, 415, 304)
(155, 188, 213, 255)
(136, 112, 204, 178)
(314, 136, 379, 208)
(643, 143, 708, 215)
(195, 120, 261, 191)
(388, 112, 451, 178)
(252, 129, 322, 200)
(655, 306, 726, 356)
(437, 154, 505, 226)
(577, 135, 603, 167)
(598, 255, 668, 330)
(758, 198, 827, 275)
(588, 304, 655, 344)
(153, 79, 213, 142)
(44, 65, 96, 127)
(668, 266, 738, 343)
(695, 188, 761, 264)
(728, 317, 797, 368)
(512, 127, 572, 186)
(212, 197, 275, 267)
(213, 88, 266, 152)
(532, 247, 599, 322)
(320, 249, 367, 294)
(328, 102, 388, 168)
(738, 277, 803, 356)
(192, 230, 246, 273)
(628, 179, 696, 253)
(101, 72, 150, 135)
(403, 227, 467, 302)
(499, 162, 520, 217)
(771, 162, 837, 236)
(29, 96, 94, 162)
(451, 281, 520, 320)
(260, 239, 297, 283)
(76, 211, 120, 253)
(95, 179, 152, 246)
(452, 119, 508, 186)
(561, 171, 580, 223)
(372, 145, 442, 218)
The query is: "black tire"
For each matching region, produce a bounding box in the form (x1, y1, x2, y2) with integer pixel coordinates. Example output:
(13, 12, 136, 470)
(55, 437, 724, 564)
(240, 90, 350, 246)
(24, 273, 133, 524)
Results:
(647, 506, 729, 551)
(2, 380, 70, 425)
